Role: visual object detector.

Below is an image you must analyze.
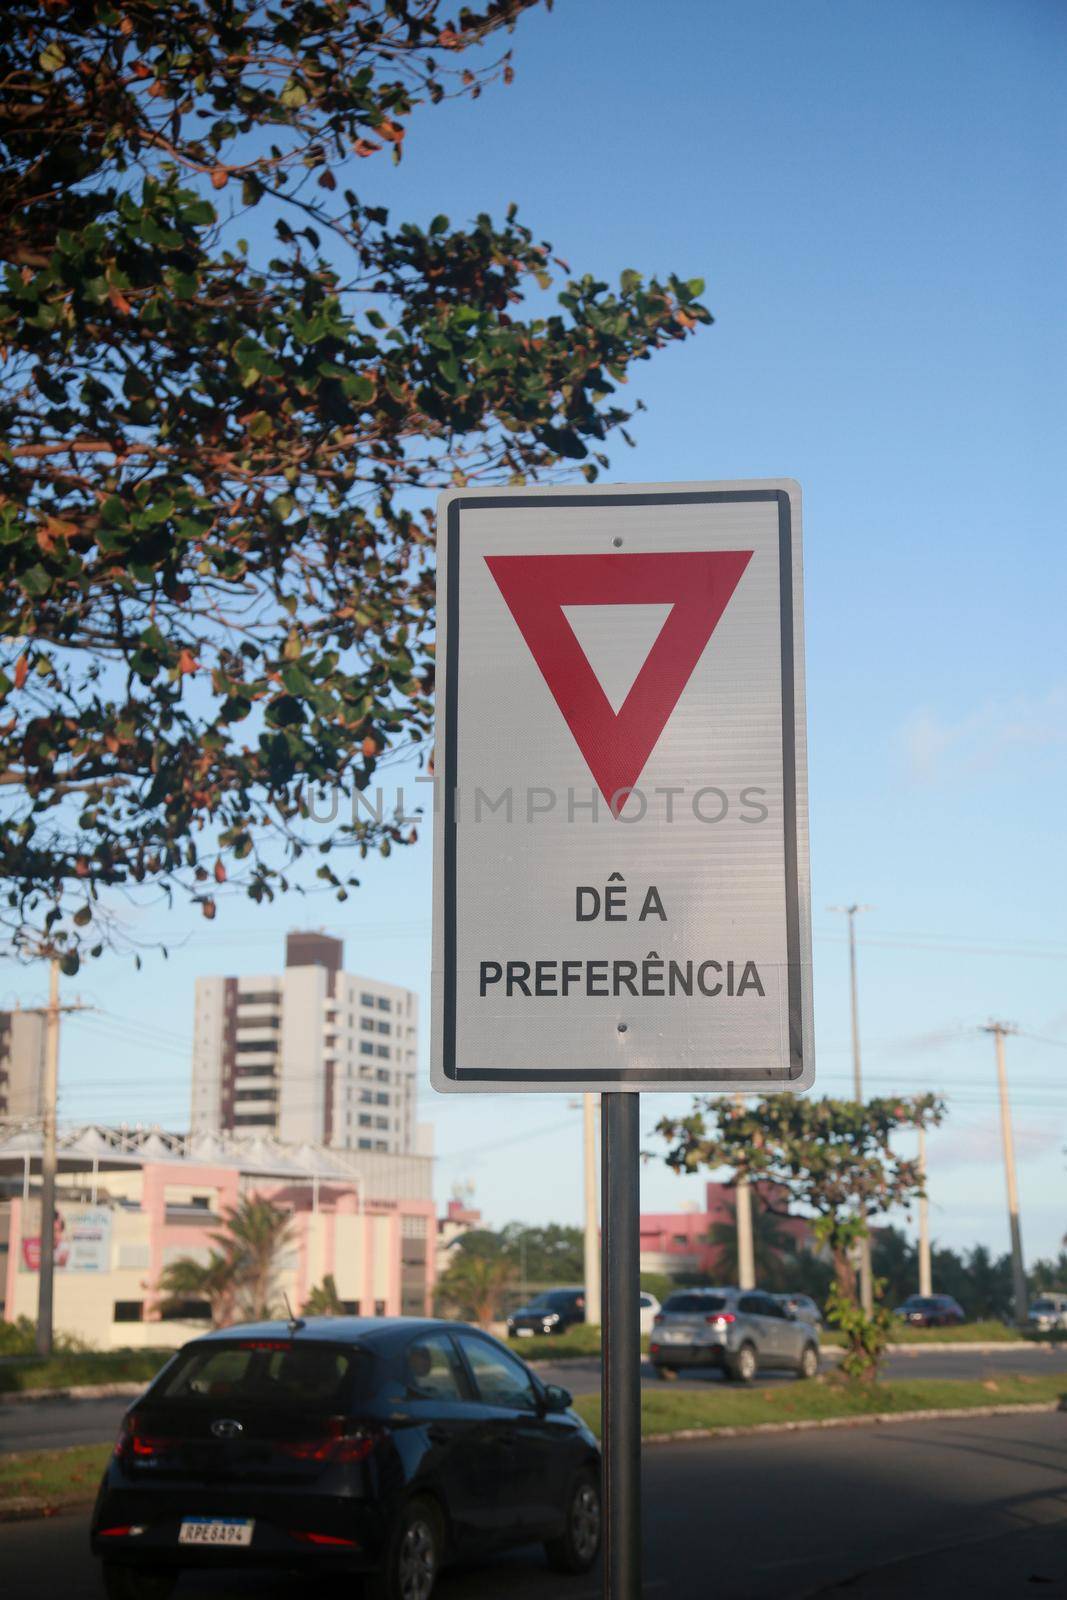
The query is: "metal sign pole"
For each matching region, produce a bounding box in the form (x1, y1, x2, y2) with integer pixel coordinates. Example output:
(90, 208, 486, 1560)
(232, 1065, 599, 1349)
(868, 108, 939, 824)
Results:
(601, 1090, 641, 1598)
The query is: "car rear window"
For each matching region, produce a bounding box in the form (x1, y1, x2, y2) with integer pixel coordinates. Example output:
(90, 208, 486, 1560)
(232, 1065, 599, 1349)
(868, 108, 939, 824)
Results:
(663, 1294, 727, 1314)
(155, 1341, 366, 1411)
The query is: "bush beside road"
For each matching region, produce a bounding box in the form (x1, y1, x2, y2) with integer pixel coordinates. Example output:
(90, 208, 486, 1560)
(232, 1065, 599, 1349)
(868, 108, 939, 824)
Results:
(0, 1348, 174, 1396)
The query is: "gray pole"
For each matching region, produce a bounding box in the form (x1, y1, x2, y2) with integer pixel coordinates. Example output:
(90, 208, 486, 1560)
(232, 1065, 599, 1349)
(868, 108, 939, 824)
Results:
(831, 903, 874, 1313)
(601, 1091, 641, 1600)
(35, 958, 61, 1358)
(984, 1022, 1027, 1325)
(583, 1092, 601, 1324)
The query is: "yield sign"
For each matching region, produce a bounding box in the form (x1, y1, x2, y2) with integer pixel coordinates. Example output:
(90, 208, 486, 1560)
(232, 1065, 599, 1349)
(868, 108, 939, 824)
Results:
(485, 550, 752, 812)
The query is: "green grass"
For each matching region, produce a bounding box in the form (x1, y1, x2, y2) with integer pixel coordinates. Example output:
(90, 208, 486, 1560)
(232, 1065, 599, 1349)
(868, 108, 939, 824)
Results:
(0, 1442, 110, 1511)
(573, 1373, 1066, 1438)
(2, 1376, 1062, 1516)
(0, 1347, 174, 1394)
(516, 1325, 651, 1362)
(821, 1320, 1056, 1346)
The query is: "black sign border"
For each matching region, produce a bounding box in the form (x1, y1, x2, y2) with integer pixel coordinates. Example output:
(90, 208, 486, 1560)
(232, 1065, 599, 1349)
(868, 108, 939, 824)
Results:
(442, 489, 804, 1085)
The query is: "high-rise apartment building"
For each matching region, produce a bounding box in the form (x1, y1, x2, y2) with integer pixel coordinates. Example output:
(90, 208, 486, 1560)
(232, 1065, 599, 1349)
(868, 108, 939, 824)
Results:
(190, 933, 418, 1154)
(0, 1009, 45, 1120)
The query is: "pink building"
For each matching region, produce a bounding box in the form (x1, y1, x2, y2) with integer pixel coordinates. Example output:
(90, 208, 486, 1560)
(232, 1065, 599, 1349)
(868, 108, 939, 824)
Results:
(0, 1124, 435, 1350)
(640, 1181, 811, 1278)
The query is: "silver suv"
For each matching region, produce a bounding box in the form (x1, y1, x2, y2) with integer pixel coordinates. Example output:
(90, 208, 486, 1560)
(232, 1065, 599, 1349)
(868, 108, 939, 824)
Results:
(649, 1287, 820, 1383)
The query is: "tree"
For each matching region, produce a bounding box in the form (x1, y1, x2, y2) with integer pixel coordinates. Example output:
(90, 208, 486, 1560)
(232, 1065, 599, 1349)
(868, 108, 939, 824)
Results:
(706, 1193, 798, 1289)
(500, 1222, 585, 1285)
(436, 1249, 515, 1328)
(658, 1094, 945, 1378)
(0, 0, 711, 965)
(302, 1273, 345, 1317)
(156, 1195, 293, 1326)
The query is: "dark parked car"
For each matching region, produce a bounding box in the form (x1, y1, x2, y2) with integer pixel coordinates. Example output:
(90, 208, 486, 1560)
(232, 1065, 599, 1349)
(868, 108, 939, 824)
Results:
(90, 1317, 600, 1600)
(892, 1294, 965, 1328)
(506, 1288, 586, 1338)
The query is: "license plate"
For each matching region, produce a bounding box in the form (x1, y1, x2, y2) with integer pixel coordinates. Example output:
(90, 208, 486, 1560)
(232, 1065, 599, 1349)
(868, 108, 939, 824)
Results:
(179, 1518, 254, 1547)
(515, 1327, 534, 1337)
(661, 1329, 690, 1344)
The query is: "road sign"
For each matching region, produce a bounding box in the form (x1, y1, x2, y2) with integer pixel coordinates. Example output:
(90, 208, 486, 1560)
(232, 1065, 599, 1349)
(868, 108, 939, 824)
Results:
(431, 480, 813, 1093)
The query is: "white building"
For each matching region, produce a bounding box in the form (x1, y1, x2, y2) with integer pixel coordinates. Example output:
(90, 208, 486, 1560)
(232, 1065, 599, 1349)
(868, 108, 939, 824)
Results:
(190, 933, 419, 1156)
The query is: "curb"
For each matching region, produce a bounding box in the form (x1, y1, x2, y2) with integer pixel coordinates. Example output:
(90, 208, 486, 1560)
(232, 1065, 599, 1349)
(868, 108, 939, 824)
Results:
(0, 1381, 147, 1406)
(642, 1398, 1065, 1445)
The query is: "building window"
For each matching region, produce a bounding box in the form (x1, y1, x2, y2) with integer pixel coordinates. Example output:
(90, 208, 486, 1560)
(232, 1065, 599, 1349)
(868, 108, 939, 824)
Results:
(376, 997, 391, 1012)
(377, 1067, 390, 1082)
(376, 1046, 389, 1060)
(374, 1140, 388, 1152)
(341, 1300, 360, 1315)
(361, 1018, 374, 1033)
(375, 1092, 389, 1106)
(358, 1138, 371, 1150)
(360, 1041, 374, 1056)
(360, 993, 375, 1007)
(113, 1300, 144, 1323)
(374, 1300, 386, 1316)
(360, 1089, 372, 1104)
(159, 1299, 211, 1321)
(375, 1116, 389, 1130)
(359, 1114, 372, 1127)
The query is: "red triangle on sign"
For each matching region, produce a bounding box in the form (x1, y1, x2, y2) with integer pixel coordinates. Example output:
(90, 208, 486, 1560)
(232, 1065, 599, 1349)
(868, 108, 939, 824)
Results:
(485, 550, 753, 814)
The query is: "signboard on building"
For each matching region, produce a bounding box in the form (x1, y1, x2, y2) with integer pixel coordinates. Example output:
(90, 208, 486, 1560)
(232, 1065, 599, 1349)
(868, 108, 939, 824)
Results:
(20, 1204, 112, 1272)
(431, 480, 814, 1093)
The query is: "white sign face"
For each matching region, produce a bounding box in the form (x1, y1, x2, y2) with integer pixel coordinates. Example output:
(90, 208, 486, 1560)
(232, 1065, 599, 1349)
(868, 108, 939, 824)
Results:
(431, 481, 813, 1094)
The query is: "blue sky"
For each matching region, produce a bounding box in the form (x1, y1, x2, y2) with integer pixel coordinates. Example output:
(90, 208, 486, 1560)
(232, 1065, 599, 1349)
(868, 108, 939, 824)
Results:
(9, 0, 1065, 1264)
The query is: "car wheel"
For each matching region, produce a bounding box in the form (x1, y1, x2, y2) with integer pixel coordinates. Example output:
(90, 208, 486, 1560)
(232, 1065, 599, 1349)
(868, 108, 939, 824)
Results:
(728, 1342, 758, 1384)
(545, 1469, 601, 1575)
(366, 1497, 442, 1600)
(101, 1565, 177, 1600)
(797, 1343, 819, 1380)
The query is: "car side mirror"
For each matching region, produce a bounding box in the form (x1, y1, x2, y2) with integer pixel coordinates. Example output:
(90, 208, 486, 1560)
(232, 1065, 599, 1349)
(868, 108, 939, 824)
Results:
(784, 1306, 797, 1321)
(542, 1384, 572, 1414)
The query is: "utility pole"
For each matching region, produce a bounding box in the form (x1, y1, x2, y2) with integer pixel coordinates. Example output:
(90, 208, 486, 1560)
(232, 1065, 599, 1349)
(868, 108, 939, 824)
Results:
(35, 958, 61, 1358)
(583, 1093, 601, 1324)
(829, 903, 874, 1313)
(917, 1123, 932, 1297)
(734, 1097, 755, 1289)
(983, 1021, 1027, 1325)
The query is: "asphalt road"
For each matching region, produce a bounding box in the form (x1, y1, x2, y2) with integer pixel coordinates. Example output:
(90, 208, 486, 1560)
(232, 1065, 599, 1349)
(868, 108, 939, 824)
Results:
(3, 1345, 1066, 1453)
(1, 1412, 1064, 1598)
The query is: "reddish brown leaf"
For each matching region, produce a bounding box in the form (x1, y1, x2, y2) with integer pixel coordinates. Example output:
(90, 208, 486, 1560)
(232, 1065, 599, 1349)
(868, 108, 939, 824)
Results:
(14, 654, 28, 689)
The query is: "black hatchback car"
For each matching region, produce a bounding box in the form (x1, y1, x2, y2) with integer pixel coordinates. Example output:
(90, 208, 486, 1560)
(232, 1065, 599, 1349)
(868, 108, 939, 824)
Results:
(506, 1288, 586, 1339)
(90, 1316, 600, 1600)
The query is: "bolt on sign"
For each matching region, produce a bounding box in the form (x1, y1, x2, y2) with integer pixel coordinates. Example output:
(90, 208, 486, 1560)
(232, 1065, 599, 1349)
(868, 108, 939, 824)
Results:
(430, 481, 814, 1093)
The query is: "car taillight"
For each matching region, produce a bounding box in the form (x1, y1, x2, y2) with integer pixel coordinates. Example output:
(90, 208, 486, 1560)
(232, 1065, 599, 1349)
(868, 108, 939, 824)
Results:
(114, 1415, 175, 1462)
(279, 1418, 382, 1464)
(706, 1312, 736, 1325)
(290, 1531, 360, 1547)
(652, 1313, 664, 1325)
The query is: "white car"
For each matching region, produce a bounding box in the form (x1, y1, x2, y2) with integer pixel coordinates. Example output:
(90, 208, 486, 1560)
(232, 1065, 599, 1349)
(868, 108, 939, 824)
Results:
(639, 1292, 662, 1336)
(1028, 1293, 1067, 1332)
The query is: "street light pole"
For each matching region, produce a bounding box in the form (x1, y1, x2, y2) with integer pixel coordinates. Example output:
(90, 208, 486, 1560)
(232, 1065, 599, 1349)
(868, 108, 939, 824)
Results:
(982, 1021, 1027, 1325)
(917, 1123, 932, 1297)
(734, 1097, 755, 1290)
(829, 903, 874, 1313)
(35, 957, 61, 1358)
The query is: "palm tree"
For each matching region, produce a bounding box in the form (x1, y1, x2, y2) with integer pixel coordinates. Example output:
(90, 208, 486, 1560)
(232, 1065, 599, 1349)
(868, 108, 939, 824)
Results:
(303, 1274, 345, 1316)
(215, 1197, 294, 1321)
(707, 1193, 797, 1287)
(157, 1250, 240, 1328)
(155, 1195, 294, 1328)
(437, 1252, 516, 1328)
